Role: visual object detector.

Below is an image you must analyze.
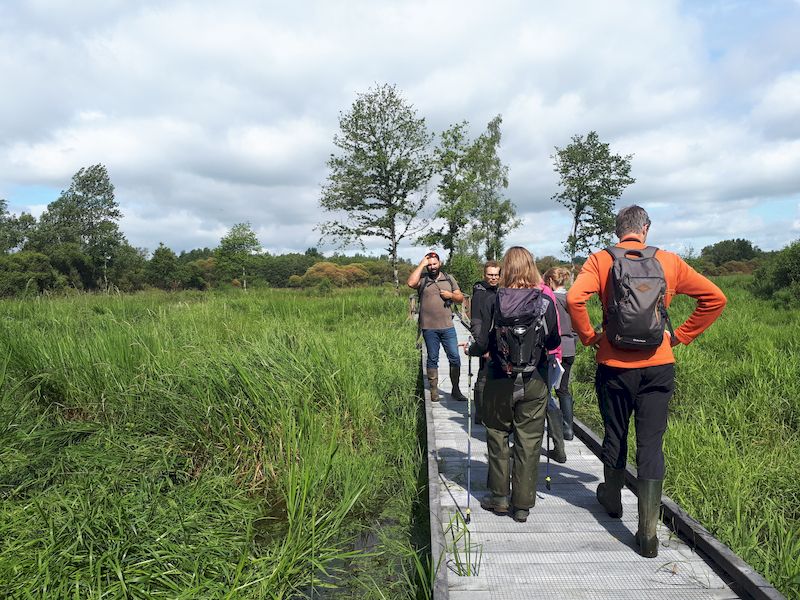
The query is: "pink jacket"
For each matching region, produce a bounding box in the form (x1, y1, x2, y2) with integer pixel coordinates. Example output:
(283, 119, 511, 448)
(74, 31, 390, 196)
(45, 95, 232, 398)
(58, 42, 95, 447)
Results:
(539, 283, 563, 362)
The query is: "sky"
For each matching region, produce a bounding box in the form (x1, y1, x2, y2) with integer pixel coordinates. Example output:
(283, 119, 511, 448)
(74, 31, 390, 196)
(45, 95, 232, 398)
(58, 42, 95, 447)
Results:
(1, 0, 799, 260)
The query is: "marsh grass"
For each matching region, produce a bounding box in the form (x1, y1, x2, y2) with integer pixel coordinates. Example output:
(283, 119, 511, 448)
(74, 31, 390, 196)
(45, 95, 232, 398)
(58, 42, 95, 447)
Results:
(571, 276, 800, 597)
(0, 288, 429, 598)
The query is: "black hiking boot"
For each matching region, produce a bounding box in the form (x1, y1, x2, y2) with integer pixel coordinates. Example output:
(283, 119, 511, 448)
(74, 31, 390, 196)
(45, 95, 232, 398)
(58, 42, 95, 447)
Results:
(597, 466, 625, 518)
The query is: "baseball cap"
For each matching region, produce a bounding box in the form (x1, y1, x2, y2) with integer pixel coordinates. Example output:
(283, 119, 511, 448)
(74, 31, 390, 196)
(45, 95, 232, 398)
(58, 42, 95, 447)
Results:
(425, 250, 440, 260)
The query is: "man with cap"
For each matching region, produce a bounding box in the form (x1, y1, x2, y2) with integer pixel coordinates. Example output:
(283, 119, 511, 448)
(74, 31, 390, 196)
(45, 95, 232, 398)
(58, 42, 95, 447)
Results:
(408, 251, 468, 402)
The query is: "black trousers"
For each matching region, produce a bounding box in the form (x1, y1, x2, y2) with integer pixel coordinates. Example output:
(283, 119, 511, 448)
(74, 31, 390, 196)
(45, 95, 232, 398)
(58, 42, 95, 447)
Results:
(595, 363, 675, 480)
(555, 355, 574, 400)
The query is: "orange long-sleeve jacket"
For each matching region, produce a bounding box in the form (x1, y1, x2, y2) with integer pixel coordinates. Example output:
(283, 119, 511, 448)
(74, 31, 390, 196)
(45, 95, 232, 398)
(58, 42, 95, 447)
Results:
(566, 240, 727, 369)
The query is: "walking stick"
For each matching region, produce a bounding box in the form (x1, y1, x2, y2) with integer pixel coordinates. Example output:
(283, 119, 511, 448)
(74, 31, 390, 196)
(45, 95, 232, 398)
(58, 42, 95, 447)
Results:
(545, 411, 552, 491)
(466, 346, 473, 523)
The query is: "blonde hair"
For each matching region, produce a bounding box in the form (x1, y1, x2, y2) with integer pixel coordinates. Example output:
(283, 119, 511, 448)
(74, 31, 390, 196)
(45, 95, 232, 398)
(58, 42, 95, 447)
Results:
(543, 266, 572, 289)
(500, 247, 542, 289)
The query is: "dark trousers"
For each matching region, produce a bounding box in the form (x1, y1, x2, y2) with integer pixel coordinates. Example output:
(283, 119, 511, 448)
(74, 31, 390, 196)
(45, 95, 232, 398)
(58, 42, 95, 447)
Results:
(483, 368, 548, 509)
(595, 363, 675, 480)
(555, 355, 574, 400)
(474, 357, 488, 419)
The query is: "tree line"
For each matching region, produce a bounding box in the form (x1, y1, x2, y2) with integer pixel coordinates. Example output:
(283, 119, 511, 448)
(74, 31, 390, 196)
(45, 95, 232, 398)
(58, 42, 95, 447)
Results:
(0, 169, 413, 295)
(2, 83, 795, 300)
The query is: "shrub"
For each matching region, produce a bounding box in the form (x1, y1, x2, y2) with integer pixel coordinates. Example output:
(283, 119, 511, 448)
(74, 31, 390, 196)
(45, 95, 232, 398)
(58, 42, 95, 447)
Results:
(751, 240, 800, 307)
(445, 254, 482, 294)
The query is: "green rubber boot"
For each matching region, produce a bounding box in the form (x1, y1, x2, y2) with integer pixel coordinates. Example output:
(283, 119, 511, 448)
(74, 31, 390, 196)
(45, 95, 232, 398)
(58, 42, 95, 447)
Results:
(426, 368, 439, 402)
(635, 479, 663, 558)
(596, 466, 625, 518)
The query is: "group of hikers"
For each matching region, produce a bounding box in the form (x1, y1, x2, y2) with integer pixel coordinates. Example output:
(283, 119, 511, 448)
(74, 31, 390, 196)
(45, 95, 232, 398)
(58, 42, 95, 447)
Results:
(408, 204, 727, 558)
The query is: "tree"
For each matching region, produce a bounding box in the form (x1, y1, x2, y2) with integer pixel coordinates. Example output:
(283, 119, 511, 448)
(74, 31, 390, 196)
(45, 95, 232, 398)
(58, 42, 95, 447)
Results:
(0, 251, 63, 296)
(147, 243, 181, 290)
(552, 131, 635, 260)
(751, 239, 800, 307)
(32, 164, 124, 286)
(701, 238, 761, 266)
(0, 199, 11, 253)
(318, 84, 434, 289)
(467, 116, 520, 260)
(418, 121, 477, 262)
(0, 200, 36, 253)
(420, 115, 520, 262)
(216, 222, 261, 289)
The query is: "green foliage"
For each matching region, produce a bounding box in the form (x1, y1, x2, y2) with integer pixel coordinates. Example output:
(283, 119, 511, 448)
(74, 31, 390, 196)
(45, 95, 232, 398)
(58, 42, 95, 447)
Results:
(319, 84, 434, 288)
(701, 238, 761, 266)
(215, 223, 262, 287)
(418, 121, 477, 261)
(31, 164, 124, 286)
(0, 289, 425, 597)
(107, 243, 148, 292)
(552, 131, 635, 260)
(444, 254, 482, 294)
(467, 116, 520, 261)
(751, 239, 800, 307)
(535, 255, 568, 276)
(0, 251, 63, 296)
(422, 116, 521, 262)
(255, 253, 316, 287)
(147, 242, 181, 290)
(45, 242, 93, 289)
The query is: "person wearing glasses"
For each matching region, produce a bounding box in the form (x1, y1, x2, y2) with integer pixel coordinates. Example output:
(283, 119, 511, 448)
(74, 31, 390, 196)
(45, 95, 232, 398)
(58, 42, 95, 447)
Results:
(469, 260, 500, 424)
(408, 251, 468, 402)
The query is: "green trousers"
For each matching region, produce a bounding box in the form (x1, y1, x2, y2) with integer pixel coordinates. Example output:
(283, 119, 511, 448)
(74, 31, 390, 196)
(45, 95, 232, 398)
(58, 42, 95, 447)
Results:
(483, 368, 548, 510)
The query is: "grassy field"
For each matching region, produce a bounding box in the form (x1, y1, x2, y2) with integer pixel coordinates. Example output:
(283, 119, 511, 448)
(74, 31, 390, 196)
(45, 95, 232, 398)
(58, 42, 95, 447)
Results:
(571, 275, 800, 598)
(0, 288, 428, 599)
(2, 277, 798, 599)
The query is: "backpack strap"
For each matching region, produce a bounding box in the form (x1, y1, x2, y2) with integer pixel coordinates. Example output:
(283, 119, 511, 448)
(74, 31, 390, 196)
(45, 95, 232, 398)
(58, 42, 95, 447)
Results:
(605, 245, 658, 260)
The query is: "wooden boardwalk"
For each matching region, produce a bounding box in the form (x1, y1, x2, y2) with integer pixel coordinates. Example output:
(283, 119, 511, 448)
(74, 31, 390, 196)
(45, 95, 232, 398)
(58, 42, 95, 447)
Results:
(424, 315, 748, 600)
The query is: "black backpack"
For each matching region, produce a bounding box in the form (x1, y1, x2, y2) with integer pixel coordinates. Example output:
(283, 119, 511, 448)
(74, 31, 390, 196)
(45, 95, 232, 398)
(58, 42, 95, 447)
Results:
(492, 287, 549, 375)
(604, 246, 673, 349)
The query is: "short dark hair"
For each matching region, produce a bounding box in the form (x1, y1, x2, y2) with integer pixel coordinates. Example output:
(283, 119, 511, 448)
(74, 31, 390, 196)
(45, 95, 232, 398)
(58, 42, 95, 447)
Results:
(615, 205, 651, 238)
(483, 260, 500, 272)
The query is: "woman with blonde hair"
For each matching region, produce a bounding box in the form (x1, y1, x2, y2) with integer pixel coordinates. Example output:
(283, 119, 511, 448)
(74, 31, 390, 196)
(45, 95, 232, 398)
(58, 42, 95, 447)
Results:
(544, 266, 578, 440)
(466, 247, 561, 522)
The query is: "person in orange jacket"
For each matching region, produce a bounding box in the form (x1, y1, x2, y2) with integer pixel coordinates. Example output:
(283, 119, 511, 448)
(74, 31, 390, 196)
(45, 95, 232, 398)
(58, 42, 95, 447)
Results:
(566, 205, 726, 558)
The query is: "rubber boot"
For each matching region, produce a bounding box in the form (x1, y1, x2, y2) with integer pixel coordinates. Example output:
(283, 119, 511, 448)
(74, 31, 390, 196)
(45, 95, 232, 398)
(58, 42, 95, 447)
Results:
(635, 479, 663, 558)
(545, 406, 567, 463)
(426, 368, 439, 402)
(449, 365, 468, 402)
(596, 466, 625, 518)
(560, 393, 574, 440)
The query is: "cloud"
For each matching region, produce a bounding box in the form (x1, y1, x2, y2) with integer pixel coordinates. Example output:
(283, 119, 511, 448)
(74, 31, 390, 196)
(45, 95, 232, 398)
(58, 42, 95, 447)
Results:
(1, 0, 799, 256)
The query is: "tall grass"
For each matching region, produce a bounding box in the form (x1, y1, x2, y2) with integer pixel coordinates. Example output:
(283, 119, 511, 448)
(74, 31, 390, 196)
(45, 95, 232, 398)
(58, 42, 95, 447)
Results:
(0, 289, 428, 598)
(572, 276, 800, 598)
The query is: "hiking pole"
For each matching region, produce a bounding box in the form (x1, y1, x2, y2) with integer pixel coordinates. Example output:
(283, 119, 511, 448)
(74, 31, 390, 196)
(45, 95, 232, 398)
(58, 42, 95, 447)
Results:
(466, 340, 474, 524)
(545, 417, 552, 491)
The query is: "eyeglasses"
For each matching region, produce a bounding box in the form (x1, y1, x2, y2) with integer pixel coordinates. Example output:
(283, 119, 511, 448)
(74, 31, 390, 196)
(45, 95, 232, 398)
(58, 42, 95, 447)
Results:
(486, 273, 500, 278)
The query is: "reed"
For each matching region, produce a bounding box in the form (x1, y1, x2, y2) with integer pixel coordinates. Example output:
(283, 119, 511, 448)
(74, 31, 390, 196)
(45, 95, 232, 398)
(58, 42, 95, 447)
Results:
(0, 288, 428, 598)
